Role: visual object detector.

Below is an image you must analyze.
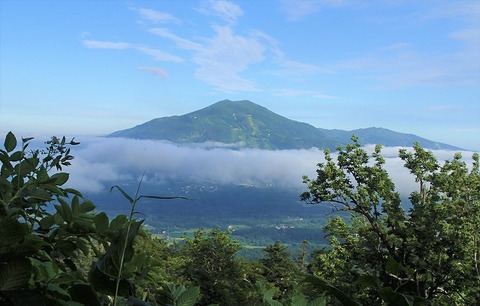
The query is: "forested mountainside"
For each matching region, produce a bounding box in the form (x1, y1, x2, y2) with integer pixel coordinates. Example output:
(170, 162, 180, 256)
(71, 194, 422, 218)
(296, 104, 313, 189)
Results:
(110, 100, 461, 150)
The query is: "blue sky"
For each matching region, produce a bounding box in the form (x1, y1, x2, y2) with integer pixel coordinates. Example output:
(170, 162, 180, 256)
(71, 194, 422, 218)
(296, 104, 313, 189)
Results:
(1, 0, 479, 150)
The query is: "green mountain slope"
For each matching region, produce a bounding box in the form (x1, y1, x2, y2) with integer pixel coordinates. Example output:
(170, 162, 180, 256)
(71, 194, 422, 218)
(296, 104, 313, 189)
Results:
(109, 100, 462, 150)
(110, 100, 336, 149)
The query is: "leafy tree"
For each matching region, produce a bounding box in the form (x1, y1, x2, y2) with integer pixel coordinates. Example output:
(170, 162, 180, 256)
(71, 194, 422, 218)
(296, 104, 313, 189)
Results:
(0, 132, 102, 305)
(301, 137, 480, 304)
(296, 240, 310, 272)
(261, 241, 301, 303)
(0, 132, 198, 306)
(180, 228, 253, 305)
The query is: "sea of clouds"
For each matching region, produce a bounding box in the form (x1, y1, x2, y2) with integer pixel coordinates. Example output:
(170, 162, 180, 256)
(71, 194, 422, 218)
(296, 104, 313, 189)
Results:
(59, 137, 476, 197)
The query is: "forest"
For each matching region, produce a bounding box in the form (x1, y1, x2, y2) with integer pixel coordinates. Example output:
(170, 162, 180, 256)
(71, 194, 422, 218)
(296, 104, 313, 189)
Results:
(0, 131, 479, 305)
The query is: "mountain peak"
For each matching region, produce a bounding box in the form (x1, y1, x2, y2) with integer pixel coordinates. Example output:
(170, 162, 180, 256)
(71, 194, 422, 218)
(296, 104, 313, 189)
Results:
(109, 100, 461, 150)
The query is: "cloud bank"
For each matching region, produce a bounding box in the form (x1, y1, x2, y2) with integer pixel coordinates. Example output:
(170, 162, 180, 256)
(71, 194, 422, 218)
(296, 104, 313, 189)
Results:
(64, 137, 475, 198)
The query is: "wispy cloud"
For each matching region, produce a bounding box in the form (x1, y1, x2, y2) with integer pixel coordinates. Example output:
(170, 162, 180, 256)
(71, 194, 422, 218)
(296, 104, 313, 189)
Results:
(149, 28, 204, 51)
(138, 66, 169, 78)
(193, 25, 266, 92)
(279, 0, 349, 21)
(83, 40, 183, 63)
(136, 46, 183, 62)
(334, 38, 479, 89)
(332, 1, 480, 89)
(85, 2, 331, 93)
(151, 25, 266, 92)
(136, 8, 181, 24)
(197, 0, 244, 24)
(83, 40, 131, 49)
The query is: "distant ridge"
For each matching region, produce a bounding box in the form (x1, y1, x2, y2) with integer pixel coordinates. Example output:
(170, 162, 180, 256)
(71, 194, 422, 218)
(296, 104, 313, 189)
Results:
(109, 100, 462, 150)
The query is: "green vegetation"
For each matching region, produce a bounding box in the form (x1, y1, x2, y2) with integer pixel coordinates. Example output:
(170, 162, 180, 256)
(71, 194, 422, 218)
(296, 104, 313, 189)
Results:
(1, 131, 478, 305)
(109, 99, 461, 150)
(302, 136, 480, 304)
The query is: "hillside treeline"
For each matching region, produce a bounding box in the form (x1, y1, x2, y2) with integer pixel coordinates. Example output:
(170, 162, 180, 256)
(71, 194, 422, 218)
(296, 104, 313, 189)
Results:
(0, 132, 478, 305)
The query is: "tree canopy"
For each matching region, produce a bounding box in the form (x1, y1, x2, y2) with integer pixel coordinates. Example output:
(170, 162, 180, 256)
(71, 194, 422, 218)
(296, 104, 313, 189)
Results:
(302, 137, 480, 304)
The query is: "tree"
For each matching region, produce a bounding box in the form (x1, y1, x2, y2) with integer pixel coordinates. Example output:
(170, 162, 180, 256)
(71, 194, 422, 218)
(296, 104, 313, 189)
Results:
(296, 240, 310, 272)
(0, 132, 198, 306)
(301, 137, 480, 304)
(0, 132, 103, 305)
(181, 228, 254, 305)
(261, 241, 300, 303)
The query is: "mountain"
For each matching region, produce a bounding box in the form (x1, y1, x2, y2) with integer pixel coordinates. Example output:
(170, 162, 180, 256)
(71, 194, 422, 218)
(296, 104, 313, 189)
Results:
(109, 100, 462, 150)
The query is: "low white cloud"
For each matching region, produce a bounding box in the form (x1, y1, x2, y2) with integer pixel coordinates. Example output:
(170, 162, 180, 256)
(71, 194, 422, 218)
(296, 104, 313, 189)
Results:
(64, 138, 475, 200)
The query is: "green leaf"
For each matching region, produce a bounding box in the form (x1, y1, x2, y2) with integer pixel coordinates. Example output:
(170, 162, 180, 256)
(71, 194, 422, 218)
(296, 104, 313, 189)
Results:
(51, 172, 69, 186)
(37, 166, 49, 181)
(94, 212, 109, 233)
(88, 261, 133, 296)
(307, 296, 327, 306)
(46, 282, 71, 300)
(292, 295, 308, 306)
(54, 202, 70, 224)
(31, 258, 59, 282)
(9, 151, 23, 162)
(304, 275, 362, 306)
(176, 286, 200, 306)
(110, 214, 128, 231)
(71, 196, 80, 214)
(4, 132, 17, 153)
(74, 238, 90, 255)
(0, 218, 28, 248)
(110, 185, 134, 204)
(0, 258, 32, 290)
(39, 215, 55, 230)
(0, 151, 13, 172)
(378, 287, 413, 306)
(78, 200, 95, 213)
(59, 198, 73, 222)
(385, 257, 405, 276)
(139, 195, 188, 201)
(64, 188, 83, 197)
(355, 275, 380, 289)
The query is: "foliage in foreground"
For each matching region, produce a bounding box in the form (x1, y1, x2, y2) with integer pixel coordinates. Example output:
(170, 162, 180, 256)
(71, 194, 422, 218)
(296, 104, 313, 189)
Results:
(1, 131, 478, 305)
(302, 136, 480, 304)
